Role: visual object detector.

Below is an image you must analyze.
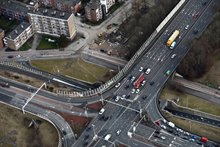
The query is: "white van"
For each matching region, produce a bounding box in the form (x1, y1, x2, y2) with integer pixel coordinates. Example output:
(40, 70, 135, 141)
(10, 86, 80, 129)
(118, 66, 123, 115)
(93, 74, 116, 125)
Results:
(104, 134, 112, 141)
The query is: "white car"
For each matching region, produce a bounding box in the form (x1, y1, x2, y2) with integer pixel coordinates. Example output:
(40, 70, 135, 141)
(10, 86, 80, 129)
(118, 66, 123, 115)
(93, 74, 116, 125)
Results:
(16, 54, 21, 58)
(116, 130, 121, 135)
(141, 80, 146, 86)
(99, 108, 105, 115)
(160, 136, 166, 140)
(136, 89, 140, 94)
(139, 67, 143, 72)
(161, 125, 166, 130)
(115, 96, 120, 102)
(115, 83, 120, 88)
(145, 68, 151, 74)
(171, 54, 176, 59)
(131, 76, 136, 82)
(131, 88, 136, 94)
(170, 41, 176, 50)
(185, 25, 189, 30)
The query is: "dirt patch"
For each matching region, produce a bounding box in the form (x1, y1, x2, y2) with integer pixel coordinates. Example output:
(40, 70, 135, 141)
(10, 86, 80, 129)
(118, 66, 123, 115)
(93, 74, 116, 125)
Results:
(87, 102, 103, 111)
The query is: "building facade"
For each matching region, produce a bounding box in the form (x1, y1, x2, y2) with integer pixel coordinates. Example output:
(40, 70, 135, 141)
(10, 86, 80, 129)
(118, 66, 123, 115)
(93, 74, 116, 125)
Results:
(28, 9, 76, 40)
(39, 0, 81, 14)
(100, 0, 115, 13)
(0, 28, 5, 49)
(85, 0, 103, 22)
(4, 22, 34, 50)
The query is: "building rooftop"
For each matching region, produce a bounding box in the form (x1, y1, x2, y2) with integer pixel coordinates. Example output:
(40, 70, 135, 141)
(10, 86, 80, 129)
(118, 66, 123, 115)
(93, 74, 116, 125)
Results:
(0, 0, 29, 16)
(6, 22, 31, 40)
(86, 0, 101, 10)
(28, 8, 72, 20)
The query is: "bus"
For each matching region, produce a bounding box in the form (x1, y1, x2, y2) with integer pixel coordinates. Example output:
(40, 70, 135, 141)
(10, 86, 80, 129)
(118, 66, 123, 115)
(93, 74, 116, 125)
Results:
(133, 73, 145, 89)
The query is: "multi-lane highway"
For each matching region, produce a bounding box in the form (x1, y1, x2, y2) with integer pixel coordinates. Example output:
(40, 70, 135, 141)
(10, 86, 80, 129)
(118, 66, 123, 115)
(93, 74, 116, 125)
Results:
(74, 0, 219, 146)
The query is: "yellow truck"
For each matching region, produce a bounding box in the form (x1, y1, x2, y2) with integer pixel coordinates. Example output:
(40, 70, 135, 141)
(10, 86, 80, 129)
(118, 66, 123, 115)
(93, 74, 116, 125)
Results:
(167, 30, 180, 46)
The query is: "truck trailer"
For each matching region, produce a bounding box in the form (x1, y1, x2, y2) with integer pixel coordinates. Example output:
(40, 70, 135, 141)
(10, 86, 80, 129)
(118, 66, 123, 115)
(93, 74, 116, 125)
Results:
(167, 30, 180, 46)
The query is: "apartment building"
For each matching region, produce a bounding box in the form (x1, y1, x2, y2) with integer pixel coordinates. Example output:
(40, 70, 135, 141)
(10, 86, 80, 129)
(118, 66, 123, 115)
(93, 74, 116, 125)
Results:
(39, 0, 81, 14)
(85, 0, 103, 22)
(28, 9, 76, 40)
(4, 22, 34, 50)
(100, 0, 115, 13)
(0, 28, 5, 49)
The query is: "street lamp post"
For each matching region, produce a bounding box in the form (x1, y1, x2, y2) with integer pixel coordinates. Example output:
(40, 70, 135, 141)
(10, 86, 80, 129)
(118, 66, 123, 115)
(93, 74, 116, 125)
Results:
(100, 90, 104, 105)
(91, 124, 98, 141)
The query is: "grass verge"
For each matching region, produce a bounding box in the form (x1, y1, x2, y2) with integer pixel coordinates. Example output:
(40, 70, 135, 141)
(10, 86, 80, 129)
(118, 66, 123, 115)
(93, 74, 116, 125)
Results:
(37, 35, 60, 50)
(30, 58, 110, 83)
(160, 86, 220, 116)
(163, 112, 220, 142)
(0, 103, 58, 147)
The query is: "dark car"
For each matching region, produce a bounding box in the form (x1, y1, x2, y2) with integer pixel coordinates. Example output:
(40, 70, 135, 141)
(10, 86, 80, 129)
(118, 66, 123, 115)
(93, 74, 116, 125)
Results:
(7, 55, 14, 58)
(150, 81, 155, 85)
(99, 115, 105, 121)
(62, 131, 67, 135)
(103, 116, 109, 121)
(193, 30, 199, 34)
(202, 2, 207, 6)
(84, 134, 89, 140)
(142, 96, 148, 100)
(86, 126, 91, 131)
(126, 95, 130, 99)
(125, 85, 129, 89)
(83, 142, 88, 147)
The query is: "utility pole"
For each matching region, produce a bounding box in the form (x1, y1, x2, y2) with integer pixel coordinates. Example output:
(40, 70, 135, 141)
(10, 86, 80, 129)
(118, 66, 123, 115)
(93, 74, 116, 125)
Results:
(84, 104, 88, 118)
(100, 90, 104, 105)
(22, 82, 46, 114)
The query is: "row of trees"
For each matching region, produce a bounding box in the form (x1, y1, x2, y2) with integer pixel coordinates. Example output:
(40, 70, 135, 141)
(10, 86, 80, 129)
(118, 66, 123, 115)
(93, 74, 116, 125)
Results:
(117, 0, 179, 59)
(177, 5, 220, 79)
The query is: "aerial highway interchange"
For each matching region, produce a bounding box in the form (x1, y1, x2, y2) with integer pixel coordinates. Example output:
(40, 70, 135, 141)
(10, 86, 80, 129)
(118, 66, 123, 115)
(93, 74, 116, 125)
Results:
(0, 0, 219, 147)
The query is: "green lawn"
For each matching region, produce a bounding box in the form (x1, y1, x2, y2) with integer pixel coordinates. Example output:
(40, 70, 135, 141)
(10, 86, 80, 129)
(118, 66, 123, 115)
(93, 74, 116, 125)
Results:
(19, 37, 33, 51)
(37, 35, 60, 50)
(163, 112, 220, 142)
(31, 58, 109, 83)
(160, 87, 220, 116)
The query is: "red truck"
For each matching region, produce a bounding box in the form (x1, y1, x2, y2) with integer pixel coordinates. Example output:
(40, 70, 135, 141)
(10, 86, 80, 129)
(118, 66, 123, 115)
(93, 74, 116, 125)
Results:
(133, 73, 145, 89)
